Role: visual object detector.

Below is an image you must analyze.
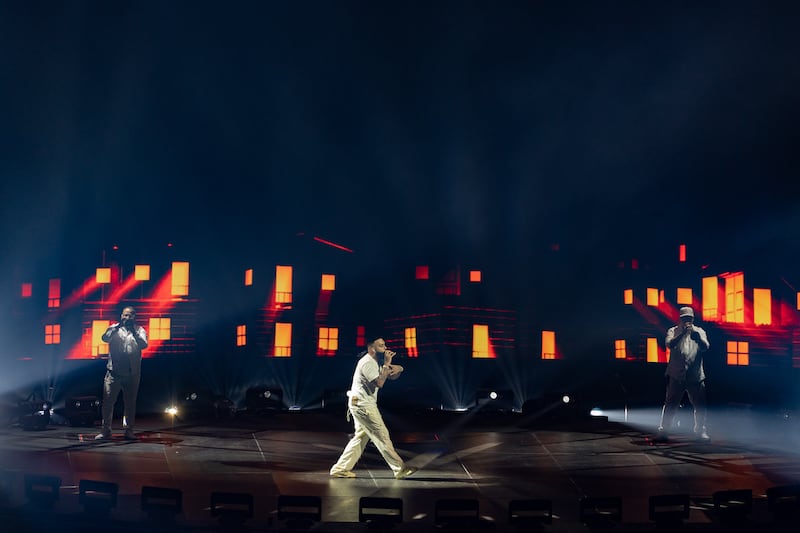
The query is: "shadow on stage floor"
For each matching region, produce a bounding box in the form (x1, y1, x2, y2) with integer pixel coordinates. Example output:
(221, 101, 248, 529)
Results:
(1, 406, 799, 532)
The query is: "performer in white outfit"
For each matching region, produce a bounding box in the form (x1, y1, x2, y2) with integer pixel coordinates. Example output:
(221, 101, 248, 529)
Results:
(330, 337, 416, 479)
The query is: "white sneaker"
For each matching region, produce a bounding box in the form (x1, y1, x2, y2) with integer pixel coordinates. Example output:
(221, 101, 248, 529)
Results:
(394, 466, 417, 480)
(94, 430, 111, 440)
(330, 470, 356, 478)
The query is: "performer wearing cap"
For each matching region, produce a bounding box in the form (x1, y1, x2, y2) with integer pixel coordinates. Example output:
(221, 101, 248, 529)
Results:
(655, 306, 711, 442)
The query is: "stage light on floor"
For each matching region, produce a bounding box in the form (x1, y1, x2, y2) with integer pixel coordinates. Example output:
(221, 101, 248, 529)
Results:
(766, 483, 800, 523)
(141, 486, 182, 524)
(179, 390, 236, 420)
(210, 491, 253, 528)
(24, 474, 61, 509)
(277, 494, 321, 530)
(508, 499, 552, 529)
(79, 479, 118, 516)
(589, 407, 604, 417)
(65, 396, 101, 427)
(435, 498, 479, 529)
(579, 496, 621, 530)
(164, 406, 179, 417)
(18, 400, 52, 430)
(713, 488, 752, 526)
(359, 496, 403, 529)
(245, 386, 284, 412)
(649, 493, 689, 528)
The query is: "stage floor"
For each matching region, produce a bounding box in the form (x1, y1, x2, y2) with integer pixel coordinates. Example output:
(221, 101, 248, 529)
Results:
(1, 405, 799, 532)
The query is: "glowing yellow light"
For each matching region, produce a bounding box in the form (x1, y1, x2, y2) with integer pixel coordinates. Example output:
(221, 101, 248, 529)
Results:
(171, 262, 190, 296)
(274, 322, 292, 357)
(623, 289, 633, 305)
(134, 264, 150, 281)
(96, 268, 111, 284)
(541, 330, 555, 360)
(677, 287, 692, 305)
(321, 274, 336, 291)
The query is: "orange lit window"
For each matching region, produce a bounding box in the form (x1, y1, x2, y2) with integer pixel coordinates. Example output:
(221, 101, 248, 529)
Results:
(149, 318, 171, 340)
(134, 264, 151, 281)
(679, 244, 686, 262)
(275, 265, 293, 305)
(753, 288, 771, 326)
(21, 283, 32, 298)
(623, 289, 633, 305)
(724, 272, 744, 323)
(472, 324, 490, 358)
(677, 288, 693, 305)
(244, 269, 253, 286)
(236, 325, 246, 347)
(797, 292, 800, 311)
(614, 339, 626, 359)
(646, 337, 661, 363)
(415, 266, 429, 280)
(646, 288, 658, 307)
(541, 330, 556, 360)
(45, 324, 61, 345)
(96, 268, 111, 284)
(171, 262, 190, 296)
(659, 290, 665, 304)
(469, 270, 481, 283)
(274, 322, 292, 357)
(727, 341, 749, 366)
(321, 274, 336, 291)
(92, 320, 110, 356)
(48, 279, 61, 308)
(318, 327, 339, 354)
(702, 276, 719, 321)
(405, 327, 418, 358)
(356, 325, 365, 348)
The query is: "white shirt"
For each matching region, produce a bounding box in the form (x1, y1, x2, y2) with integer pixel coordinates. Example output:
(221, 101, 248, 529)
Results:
(349, 353, 381, 405)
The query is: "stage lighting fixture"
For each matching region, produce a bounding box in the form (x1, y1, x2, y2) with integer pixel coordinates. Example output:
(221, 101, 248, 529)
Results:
(434, 498, 479, 529)
(65, 396, 101, 427)
(277, 494, 322, 529)
(359, 496, 403, 529)
(579, 496, 622, 530)
(18, 399, 51, 430)
(767, 483, 800, 523)
(712, 488, 752, 524)
(475, 388, 515, 412)
(210, 491, 253, 528)
(178, 390, 236, 420)
(562, 395, 571, 404)
(78, 479, 118, 516)
(245, 386, 284, 412)
(24, 474, 61, 509)
(508, 499, 552, 529)
(648, 493, 690, 528)
(141, 486, 183, 523)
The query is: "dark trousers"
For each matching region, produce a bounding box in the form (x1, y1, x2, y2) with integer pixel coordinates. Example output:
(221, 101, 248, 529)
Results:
(101, 371, 141, 432)
(659, 377, 707, 432)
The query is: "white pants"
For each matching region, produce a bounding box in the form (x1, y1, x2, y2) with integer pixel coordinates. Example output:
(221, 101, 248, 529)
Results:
(330, 400, 405, 476)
